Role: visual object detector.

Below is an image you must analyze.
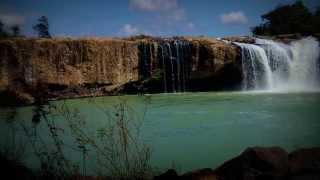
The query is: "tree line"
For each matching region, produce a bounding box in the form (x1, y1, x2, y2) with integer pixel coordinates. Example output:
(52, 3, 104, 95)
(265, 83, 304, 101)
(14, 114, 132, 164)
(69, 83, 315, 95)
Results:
(0, 15, 51, 38)
(252, 1, 320, 36)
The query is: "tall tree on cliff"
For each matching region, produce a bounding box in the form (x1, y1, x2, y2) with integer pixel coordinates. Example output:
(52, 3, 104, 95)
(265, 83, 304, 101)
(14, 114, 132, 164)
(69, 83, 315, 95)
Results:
(252, 1, 315, 35)
(10, 25, 21, 37)
(0, 20, 9, 38)
(313, 6, 320, 33)
(33, 16, 51, 38)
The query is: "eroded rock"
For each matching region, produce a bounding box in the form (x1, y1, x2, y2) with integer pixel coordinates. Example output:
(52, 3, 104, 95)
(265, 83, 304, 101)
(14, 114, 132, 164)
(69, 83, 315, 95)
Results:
(0, 37, 241, 105)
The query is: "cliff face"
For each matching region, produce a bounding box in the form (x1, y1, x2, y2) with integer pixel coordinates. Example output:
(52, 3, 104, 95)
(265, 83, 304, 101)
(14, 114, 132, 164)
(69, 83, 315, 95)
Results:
(0, 37, 241, 105)
(188, 37, 241, 91)
(123, 37, 241, 93)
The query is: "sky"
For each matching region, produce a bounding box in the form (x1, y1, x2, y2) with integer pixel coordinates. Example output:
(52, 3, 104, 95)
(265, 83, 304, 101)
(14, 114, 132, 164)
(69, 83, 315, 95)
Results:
(0, 0, 319, 37)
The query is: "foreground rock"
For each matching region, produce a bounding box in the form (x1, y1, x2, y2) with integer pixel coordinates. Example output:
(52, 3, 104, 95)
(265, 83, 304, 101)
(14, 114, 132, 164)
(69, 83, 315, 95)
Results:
(155, 147, 320, 180)
(214, 147, 289, 180)
(181, 168, 217, 180)
(288, 148, 320, 180)
(0, 154, 35, 180)
(1, 146, 319, 179)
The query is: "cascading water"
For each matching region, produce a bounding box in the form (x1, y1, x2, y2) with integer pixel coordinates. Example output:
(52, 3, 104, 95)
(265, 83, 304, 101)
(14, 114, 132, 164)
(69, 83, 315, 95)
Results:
(255, 38, 292, 90)
(162, 40, 191, 92)
(289, 37, 320, 91)
(234, 42, 273, 90)
(139, 39, 192, 93)
(235, 37, 320, 92)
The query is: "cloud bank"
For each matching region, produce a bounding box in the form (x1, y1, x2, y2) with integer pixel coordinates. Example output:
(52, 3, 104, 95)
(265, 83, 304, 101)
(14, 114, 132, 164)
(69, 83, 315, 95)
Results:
(220, 11, 248, 25)
(129, 0, 178, 12)
(0, 13, 25, 26)
(121, 0, 195, 36)
(119, 24, 140, 36)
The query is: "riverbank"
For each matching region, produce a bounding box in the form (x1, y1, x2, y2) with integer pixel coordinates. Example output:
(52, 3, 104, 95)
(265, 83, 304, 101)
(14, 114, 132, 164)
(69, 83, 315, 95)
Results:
(155, 146, 320, 180)
(1, 92, 320, 178)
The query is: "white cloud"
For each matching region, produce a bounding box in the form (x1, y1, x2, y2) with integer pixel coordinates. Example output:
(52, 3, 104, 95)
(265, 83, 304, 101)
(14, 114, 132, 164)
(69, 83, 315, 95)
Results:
(129, 0, 178, 12)
(168, 8, 186, 21)
(220, 11, 248, 25)
(119, 24, 140, 36)
(128, 0, 191, 35)
(0, 13, 25, 26)
(129, 0, 185, 23)
(186, 22, 195, 30)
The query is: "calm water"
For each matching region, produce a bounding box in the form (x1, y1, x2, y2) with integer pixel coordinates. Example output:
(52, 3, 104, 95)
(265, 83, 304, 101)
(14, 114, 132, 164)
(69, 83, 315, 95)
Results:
(1, 91, 320, 173)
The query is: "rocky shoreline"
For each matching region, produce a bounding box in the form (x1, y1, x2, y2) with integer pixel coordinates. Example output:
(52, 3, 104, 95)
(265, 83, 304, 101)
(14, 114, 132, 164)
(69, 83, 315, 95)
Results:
(155, 146, 320, 180)
(2, 146, 319, 180)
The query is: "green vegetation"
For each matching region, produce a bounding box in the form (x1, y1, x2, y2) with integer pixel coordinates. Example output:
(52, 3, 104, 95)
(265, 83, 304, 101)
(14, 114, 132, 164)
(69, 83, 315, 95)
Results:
(33, 16, 51, 38)
(1, 96, 154, 180)
(1, 15, 52, 39)
(10, 25, 21, 37)
(252, 1, 320, 36)
(0, 20, 8, 37)
(0, 20, 23, 38)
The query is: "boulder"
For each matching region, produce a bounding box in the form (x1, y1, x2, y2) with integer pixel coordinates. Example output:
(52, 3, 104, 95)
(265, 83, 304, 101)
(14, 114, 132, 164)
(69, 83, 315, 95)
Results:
(0, 88, 35, 106)
(181, 168, 218, 180)
(153, 169, 179, 180)
(214, 147, 289, 180)
(288, 147, 320, 180)
(0, 154, 35, 180)
(154, 168, 217, 180)
(153, 147, 320, 180)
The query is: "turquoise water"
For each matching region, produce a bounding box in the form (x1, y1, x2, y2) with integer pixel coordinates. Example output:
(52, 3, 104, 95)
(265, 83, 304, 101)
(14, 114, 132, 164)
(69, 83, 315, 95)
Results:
(1, 91, 320, 173)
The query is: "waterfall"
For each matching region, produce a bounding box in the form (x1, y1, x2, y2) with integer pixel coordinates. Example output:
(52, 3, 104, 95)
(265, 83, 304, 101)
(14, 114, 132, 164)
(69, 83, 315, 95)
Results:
(175, 41, 182, 92)
(160, 46, 167, 93)
(234, 42, 273, 90)
(289, 37, 320, 91)
(167, 43, 176, 92)
(139, 39, 191, 93)
(235, 37, 320, 92)
(255, 38, 292, 90)
(156, 40, 191, 93)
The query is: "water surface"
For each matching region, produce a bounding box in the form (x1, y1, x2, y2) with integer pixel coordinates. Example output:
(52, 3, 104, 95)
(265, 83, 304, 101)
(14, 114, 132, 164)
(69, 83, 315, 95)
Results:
(1, 91, 320, 173)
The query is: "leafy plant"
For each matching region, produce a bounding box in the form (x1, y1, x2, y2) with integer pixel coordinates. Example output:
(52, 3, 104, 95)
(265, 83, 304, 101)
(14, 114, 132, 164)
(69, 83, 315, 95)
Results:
(33, 16, 51, 38)
(252, 1, 319, 35)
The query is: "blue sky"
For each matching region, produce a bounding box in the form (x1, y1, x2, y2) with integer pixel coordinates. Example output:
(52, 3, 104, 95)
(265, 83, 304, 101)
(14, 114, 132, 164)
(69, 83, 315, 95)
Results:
(0, 0, 319, 37)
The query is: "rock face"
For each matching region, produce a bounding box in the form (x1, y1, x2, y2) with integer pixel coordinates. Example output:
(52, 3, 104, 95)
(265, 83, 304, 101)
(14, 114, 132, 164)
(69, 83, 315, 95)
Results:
(187, 37, 241, 91)
(0, 38, 139, 105)
(0, 37, 241, 105)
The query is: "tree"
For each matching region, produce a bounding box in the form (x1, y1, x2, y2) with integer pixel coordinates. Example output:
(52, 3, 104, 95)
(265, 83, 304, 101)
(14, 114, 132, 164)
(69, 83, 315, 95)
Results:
(252, 1, 316, 35)
(10, 25, 20, 37)
(313, 6, 320, 33)
(0, 20, 3, 32)
(0, 20, 9, 38)
(33, 16, 51, 38)
(316, 6, 320, 16)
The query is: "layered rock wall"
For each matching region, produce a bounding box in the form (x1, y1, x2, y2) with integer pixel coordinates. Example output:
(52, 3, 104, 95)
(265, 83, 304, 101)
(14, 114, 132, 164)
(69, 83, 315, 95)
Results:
(0, 37, 241, 105)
